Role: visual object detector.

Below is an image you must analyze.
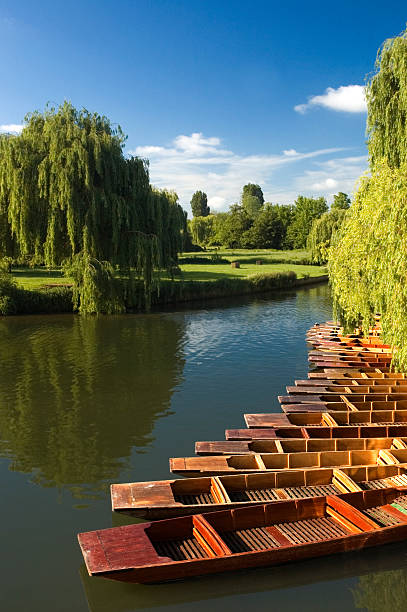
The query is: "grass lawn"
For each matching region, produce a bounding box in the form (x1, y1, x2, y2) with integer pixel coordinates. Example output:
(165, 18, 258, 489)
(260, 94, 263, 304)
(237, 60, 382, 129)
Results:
(12, 267, 71, 289)
(180, 248, 311, 263)
(11, 250, 327, 289)
(164, 262, 326, 282)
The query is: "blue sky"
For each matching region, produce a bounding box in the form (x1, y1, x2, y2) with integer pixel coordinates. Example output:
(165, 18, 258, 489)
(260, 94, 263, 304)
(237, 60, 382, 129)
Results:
(1, 1, 406, 214)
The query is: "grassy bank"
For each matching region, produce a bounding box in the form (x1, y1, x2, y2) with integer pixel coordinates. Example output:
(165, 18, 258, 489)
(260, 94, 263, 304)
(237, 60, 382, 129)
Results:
(5, 249, 327, 314)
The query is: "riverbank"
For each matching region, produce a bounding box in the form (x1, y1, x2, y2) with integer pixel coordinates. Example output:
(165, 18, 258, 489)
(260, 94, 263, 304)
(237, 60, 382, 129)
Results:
(1, 270, 328, 315)
(4, 250, 327, 315)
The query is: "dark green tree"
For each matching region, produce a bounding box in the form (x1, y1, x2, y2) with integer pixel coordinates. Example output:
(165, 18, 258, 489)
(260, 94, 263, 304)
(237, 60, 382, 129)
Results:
(0, 102, 186, 313)
(241, 183, 264, 218)
(242, 183, 264, 205)
(332, 192, 351, 210)
(243, 203, 287, 249)
(190, 190, 210, 217)
(286, 196, 328, 249)
(213, 204, 252, 247)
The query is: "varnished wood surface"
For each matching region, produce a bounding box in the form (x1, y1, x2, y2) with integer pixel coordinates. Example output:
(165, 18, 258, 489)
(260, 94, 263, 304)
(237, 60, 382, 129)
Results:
(80, 488, 407, 583)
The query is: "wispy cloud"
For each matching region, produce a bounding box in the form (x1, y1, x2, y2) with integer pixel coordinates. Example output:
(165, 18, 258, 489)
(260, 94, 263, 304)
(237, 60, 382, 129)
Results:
(1, 16, 17, 29)
(295, 85, 367, 114)
(294, 155, 368, 201)
(131, 132, 350, 212)
(0, 124, 24, 134)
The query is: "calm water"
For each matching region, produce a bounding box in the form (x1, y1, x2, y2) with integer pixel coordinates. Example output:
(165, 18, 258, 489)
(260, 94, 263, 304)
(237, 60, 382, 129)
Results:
(1, 284, 407, 611)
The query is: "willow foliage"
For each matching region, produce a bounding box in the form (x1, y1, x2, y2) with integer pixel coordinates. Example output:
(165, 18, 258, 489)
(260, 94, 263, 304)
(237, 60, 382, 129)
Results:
(329, 28, 407, 368)
(0, 102, 186, 313)
(329, 162, 407, 368)
(366, 29, 407, 168)
(307, 208, 347, 264)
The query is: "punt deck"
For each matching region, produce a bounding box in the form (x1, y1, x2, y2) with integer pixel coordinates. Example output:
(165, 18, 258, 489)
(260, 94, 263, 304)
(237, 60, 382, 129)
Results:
(169, 448, 406, 477)
(244, 410, 407, 429)
(111, 465, 407, 518)
(79, 489, 407, 583)
(195, 437, 407, 456)
(225, 425, 407, 440)
(281, 400, 407, 414)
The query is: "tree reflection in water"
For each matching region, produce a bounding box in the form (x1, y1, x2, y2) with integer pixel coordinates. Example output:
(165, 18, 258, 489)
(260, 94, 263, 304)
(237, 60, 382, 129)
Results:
(353, 568, 407, 611)
(0, 314, 185, 499)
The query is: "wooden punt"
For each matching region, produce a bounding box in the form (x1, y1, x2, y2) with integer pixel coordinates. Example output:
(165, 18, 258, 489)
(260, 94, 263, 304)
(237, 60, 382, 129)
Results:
(169, 449, 396, 477)
(312, 362, 392, 371)
(111, 465, 407, 518)
(309, 356, 392, 367)
(79, 488, 407, 583)
(195, 437, 407, 456)
(309, 371, 407, 380)
(225, 425, 407, 440)
(244, 410, 407, 429)
(282, 400, 407, 414)
(295, 378, 407, 387)
(279, 393, 407, 405)
(282, 402, 407, 413)
(285, 385, 407, 396)
(309, 345, 392, 355)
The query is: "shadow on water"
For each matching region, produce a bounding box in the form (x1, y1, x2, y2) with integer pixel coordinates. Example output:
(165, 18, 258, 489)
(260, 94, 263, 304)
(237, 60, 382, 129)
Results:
(0, 314, 185, 499)
(79, 540, 407, 612)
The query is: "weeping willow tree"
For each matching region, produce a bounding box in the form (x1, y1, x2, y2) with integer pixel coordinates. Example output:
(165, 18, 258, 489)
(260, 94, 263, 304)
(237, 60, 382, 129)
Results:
(307, 208, 348, 264)
(0, 102, 186, 313)
(329, 28, 407, 368)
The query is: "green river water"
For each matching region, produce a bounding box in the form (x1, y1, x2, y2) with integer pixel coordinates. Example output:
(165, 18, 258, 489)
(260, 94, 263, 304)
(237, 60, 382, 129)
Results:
(1, 283, 406, 611)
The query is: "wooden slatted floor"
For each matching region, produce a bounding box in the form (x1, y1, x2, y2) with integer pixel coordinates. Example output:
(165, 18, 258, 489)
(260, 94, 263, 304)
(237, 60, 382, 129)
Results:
(173, 493, 215, 505)
(222, 527, 280, 552)
(154, 537, 209, 560)
(276, 517, 349, 543)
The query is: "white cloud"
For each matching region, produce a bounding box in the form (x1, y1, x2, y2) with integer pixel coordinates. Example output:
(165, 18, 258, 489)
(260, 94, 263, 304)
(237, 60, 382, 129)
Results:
(129, 133, 349, 212)
(0, 124, 23, 134)
(283, 149, 299, 157)
(295, 155, 367, 201)
(295, 85, 367, 114)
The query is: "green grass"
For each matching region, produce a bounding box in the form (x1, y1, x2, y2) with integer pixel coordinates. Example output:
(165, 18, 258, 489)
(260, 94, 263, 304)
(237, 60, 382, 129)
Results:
(11, 250, 326, 290)
(180, 248, 312, 264)
(12, 268, 72, 289)
(164, 262, 326, 282)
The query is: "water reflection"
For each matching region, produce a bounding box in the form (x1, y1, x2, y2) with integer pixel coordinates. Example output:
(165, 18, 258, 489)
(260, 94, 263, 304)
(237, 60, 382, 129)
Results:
(353, 567, 407, 611)
(79, 541, 407, 612)
(0, 314, 185, 499)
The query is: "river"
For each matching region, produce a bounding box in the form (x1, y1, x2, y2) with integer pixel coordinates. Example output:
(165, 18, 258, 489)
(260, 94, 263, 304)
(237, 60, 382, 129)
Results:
(1, 283, 406, 611)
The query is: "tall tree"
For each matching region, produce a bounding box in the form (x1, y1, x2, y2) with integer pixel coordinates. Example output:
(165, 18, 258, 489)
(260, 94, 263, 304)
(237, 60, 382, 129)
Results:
(329, 27, 407, 368)
(286, 196, 328, 249)
(241, 183, 264, 218)
(331, 192, 351, 210)
(190, 190, 210, 217)
(243, 203, 290, 249)
(213, 204, 252, 248)
(0, 102, 186, 313)
(242, 183, 264, 205)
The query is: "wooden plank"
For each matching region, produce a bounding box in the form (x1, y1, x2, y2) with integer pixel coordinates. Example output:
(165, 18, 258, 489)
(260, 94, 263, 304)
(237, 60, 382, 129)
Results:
(211, 477, 232, 504)
(332, 469, 363, 493)
(326, 496, 379, 531)
(193, 515, 231, 556)
(266, 525, 293, 547)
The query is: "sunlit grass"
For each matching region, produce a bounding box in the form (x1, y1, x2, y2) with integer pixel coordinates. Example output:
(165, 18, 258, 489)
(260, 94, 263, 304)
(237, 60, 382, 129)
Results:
(11, 250, 327, 289)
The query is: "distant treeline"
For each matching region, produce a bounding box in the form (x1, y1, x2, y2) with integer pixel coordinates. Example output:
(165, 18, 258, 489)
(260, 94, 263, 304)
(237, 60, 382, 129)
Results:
(188, 186, 350, 256)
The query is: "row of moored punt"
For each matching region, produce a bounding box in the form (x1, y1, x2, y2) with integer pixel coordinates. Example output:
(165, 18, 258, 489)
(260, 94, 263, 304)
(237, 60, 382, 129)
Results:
(79, 319, 407, 583)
